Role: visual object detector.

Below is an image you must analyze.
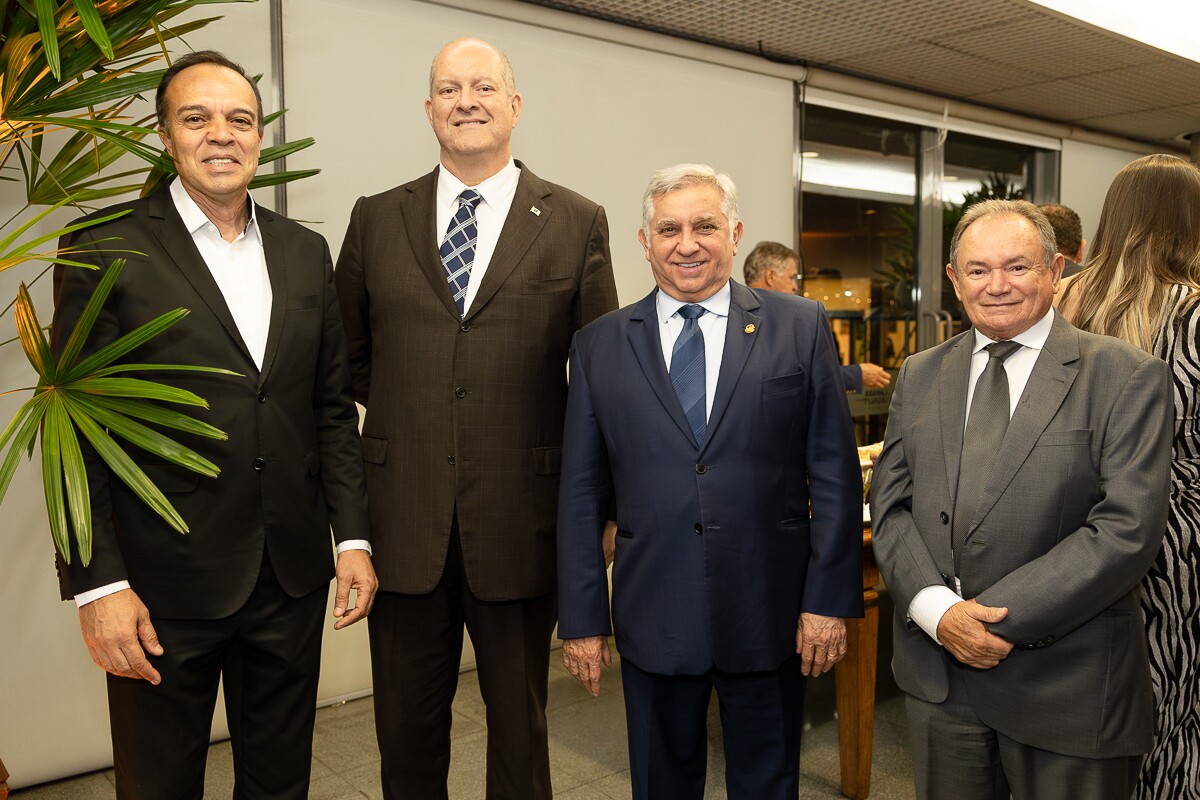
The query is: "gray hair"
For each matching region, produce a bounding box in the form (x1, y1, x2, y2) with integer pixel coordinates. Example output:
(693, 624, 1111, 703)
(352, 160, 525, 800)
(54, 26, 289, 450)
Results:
(743, 241, 797, 285)
(949, 199, 1057, 272)
(641, 164, 739, 235)
(429, 38, 517, 98)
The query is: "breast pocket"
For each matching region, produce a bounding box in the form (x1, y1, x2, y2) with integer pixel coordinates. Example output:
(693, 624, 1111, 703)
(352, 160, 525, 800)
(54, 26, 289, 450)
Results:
(763, 371, 806, 398)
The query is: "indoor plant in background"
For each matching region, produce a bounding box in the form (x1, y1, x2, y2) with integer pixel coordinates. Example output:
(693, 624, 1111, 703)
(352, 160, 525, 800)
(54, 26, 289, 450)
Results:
(0, 0, 315, 783)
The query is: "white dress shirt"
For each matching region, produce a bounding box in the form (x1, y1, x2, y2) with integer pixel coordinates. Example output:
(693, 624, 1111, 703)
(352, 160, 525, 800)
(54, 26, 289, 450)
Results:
(655, 281, 731, 421)
(435, 160, 520, 316)
(907, 307, 1057, 643)
(76, 181, 368, 608)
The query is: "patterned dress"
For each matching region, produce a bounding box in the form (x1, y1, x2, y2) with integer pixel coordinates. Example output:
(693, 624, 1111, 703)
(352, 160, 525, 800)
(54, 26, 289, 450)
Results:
(1138, 283, 1200, 799)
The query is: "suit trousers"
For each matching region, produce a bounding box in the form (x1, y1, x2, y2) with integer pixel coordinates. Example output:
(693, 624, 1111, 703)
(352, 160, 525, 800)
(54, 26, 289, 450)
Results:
(106, 551, 326, 800)
(369, 523, 556, 800)
(905, 662, 1143, 800)
(620, 654, 806, 800)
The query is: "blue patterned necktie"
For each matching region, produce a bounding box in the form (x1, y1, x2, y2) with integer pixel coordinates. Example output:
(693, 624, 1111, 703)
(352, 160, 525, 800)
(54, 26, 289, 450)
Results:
(440, 189, 483, 317)
(671, 304, 708, 447)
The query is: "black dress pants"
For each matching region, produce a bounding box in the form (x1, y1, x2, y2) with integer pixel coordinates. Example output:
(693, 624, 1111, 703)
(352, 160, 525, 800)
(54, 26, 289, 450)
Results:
(369, 525, 556, 800)
(106, 553, 327, 800)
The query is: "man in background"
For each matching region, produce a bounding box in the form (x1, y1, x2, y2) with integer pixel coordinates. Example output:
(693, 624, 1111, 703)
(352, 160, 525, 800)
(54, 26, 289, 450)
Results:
(335, 37, 618, 799)
(52, 50, 375, 799)
(1037, 202, 1086, 277)
(743, 240, 891, 391)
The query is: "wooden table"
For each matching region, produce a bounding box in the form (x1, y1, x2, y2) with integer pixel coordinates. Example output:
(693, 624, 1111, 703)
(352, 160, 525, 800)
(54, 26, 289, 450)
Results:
(834, 527, 881, 799)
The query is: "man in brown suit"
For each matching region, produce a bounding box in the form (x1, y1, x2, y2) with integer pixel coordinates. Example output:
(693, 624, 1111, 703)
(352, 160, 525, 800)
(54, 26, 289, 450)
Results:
(335, 37, 618, 799)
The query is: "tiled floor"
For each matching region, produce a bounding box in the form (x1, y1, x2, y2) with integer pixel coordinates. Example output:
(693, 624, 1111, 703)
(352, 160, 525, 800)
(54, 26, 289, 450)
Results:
(12, 644, 917, 799)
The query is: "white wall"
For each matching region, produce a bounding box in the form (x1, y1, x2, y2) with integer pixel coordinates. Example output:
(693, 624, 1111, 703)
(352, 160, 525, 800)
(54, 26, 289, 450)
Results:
(1060, 138, 1154, 258)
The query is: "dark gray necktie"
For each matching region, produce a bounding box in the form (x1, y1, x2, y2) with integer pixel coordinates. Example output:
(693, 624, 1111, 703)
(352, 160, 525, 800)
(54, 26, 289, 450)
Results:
(670, 304, 707, 447)
(953, 340, 1022, 575)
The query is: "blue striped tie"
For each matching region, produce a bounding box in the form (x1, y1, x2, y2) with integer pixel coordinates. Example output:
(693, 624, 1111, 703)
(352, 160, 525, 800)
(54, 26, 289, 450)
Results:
(671, 304, 707, 446)
(440, 189, 483, 317)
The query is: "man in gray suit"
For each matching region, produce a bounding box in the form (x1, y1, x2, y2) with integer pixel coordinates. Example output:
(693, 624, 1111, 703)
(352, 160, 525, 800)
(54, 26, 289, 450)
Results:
(335, 37, 617, 799)
(871, 200, 1171, 799)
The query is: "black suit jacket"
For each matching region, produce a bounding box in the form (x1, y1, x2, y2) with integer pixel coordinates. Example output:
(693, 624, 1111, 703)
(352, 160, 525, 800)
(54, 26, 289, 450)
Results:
(336, 162, 617, 601)
(51, 185, 370, 619)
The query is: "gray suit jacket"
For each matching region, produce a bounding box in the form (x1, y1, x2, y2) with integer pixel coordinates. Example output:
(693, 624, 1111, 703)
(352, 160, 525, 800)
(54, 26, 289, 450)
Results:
(871, 311, 1172, 758)
(335, 162, 617, 601)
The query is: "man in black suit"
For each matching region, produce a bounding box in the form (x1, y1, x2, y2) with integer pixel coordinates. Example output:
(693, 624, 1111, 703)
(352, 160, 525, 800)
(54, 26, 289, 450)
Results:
(335, 37, 617, 799)
(51, 50, 376, 799)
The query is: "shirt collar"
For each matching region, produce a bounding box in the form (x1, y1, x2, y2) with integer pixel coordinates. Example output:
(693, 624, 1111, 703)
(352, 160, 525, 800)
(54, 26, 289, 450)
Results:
(169, 178, 260, 243)
(657, 279, 732, 322)
(970, 306, 1055, 354)
(436, 159, 520, 209)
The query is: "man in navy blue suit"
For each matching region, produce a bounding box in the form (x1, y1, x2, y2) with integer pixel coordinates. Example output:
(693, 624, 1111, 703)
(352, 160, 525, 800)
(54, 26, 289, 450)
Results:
(557, 164, 863, 799)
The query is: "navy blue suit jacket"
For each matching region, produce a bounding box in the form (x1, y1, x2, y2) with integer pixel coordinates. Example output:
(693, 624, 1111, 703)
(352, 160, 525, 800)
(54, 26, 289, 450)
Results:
(557, 281, 863, 675)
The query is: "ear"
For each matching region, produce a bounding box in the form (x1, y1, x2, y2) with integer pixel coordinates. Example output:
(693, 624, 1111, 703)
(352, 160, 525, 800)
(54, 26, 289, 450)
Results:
(945, 263, 964, 300)
(424, 97, 434, 128)
(1075, 239, 1086, 263)
(1049, 253, 1066, 290)
(158, 127, 174, 158)
(637, 228, 650, 261)
(509, 92, 523, 128)
(731, 220, 744, 254)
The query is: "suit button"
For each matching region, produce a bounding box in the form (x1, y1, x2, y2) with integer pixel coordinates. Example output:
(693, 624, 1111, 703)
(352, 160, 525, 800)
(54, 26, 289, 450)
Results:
(940, 512, 949, 524)
(694, 523, 703, 535)
(257, 392, 266, 403)
(695, 464, 707, 474)
(454, 387, 466, 398)
(460, 321, 471, 332)
(447, 455, 456, 465)
(253, 458, 265, 471)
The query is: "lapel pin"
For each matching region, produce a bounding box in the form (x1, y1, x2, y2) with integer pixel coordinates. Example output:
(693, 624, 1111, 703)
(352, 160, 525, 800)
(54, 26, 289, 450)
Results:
(530, 206, 541, 216)
(744, 323, 756, 334)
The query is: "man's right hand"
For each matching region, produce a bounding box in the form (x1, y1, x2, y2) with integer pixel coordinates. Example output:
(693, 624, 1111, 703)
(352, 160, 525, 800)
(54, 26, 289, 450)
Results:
(78, 588, 163, 684)
(936, 599, 1013, 669)
(563, 635, 611, 697)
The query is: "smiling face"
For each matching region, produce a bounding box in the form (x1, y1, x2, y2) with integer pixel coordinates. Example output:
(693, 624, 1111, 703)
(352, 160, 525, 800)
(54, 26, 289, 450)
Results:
(425, 39, 521, 179)
(638, 183, 743, 303)
(947, 213, 1063, 341)
(158, 63, 261, 209)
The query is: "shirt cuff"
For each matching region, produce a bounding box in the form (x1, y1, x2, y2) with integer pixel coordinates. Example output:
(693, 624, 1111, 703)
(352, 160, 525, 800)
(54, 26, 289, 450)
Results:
(75, 581, 131, 608)
(336, 540, 372, 556)
(908, 585, 962, 645)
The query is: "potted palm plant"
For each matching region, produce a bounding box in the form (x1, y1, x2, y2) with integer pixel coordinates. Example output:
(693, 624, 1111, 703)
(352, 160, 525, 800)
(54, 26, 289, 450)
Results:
(0, 0, 316, 784)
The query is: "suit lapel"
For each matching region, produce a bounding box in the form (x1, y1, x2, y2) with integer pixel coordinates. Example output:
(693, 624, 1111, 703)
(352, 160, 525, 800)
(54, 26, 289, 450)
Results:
(147, 188, 254, 366)
(939, 334, 973, 500)
(628, 290, 697, 447)
(702, 282, 760, 455)
(256, 208, 288, 384)
(400, 167, 460, 319)
(467, 164, 548, 320)
(967, 314, 1080, 536)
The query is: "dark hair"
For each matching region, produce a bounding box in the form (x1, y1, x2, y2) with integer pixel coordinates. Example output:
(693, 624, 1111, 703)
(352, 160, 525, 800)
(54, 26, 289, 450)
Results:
(1037, 203, 1083, 259)
(155, 50, 264, 133)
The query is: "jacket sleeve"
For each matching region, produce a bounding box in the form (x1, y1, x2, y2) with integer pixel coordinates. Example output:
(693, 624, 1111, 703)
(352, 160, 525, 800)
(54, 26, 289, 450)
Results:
(334, 196, 372, 407)
(574, 205, 619, 330)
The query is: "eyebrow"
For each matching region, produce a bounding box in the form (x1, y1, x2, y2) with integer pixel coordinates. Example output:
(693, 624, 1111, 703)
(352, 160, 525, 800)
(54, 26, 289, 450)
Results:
(175, 104, 257, 120)
(963, 254, 1035, 267)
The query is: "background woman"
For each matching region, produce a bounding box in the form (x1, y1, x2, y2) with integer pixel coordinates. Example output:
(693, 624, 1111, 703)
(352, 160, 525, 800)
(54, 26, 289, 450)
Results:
(1059, 153, 1200, 799)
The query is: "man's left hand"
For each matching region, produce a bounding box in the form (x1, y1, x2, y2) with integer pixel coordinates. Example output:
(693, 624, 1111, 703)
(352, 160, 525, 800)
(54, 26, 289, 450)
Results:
(796, 612, 847, 677)
(333, 549, 378, 629)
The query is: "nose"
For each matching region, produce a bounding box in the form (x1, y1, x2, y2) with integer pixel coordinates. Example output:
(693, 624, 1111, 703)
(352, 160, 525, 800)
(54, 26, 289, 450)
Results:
(677, 230, 701, 256)
(206, 118, 234, 144)
(984, 269, 1009, 294)
(457, 88, 479, 111)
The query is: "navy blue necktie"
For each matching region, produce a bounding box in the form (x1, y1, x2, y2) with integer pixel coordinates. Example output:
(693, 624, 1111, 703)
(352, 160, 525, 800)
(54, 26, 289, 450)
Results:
(440, 189, 483, 317)
(671, 304, 707, 446)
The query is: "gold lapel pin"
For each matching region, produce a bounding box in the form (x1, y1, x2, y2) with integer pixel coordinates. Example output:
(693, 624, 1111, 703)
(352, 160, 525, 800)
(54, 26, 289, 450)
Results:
(744, 323, 756, 334)
(530, 206, 541, 216)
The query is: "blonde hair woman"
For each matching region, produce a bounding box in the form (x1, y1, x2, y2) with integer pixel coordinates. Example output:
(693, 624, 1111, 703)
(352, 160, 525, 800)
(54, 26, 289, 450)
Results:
(1060, 153, 1200, 799)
